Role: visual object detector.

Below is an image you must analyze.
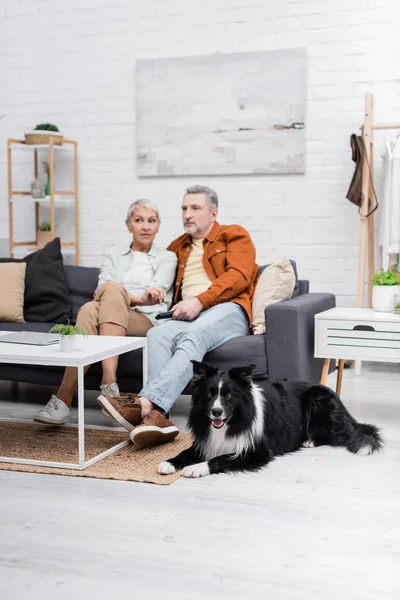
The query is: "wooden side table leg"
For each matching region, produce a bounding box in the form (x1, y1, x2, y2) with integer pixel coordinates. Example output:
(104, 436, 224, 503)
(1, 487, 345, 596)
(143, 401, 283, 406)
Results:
(320, 358, 330, 385)
(336, 359, 344, 397)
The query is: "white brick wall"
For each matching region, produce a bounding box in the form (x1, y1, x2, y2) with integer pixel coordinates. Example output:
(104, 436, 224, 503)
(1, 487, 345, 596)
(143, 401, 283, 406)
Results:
(1, 0, 400, 304)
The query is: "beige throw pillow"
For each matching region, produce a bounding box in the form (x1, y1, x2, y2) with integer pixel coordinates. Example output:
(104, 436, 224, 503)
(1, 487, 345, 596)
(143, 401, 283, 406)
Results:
(252, 258, 295, 335)
(0, 263, 27, 322)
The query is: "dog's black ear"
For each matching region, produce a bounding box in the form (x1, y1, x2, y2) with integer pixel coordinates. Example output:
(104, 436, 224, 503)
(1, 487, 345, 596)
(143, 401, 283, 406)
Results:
(191, 360, 218, 380)
(228, 364, 256, 382)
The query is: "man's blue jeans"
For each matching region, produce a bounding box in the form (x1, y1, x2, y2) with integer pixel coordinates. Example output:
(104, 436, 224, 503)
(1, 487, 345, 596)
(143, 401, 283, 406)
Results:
(138, 302, 250, 413)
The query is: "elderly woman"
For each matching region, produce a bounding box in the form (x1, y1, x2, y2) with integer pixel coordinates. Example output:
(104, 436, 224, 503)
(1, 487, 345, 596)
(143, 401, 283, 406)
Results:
(33, 199, 177, 425)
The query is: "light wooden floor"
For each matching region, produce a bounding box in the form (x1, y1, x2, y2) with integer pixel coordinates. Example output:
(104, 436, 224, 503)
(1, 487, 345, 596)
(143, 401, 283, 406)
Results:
(0, 363, 399, 600)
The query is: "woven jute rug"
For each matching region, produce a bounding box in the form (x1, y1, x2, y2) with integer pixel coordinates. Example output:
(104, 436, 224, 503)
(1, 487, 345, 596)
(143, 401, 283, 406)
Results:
(0, 422, 192, 485)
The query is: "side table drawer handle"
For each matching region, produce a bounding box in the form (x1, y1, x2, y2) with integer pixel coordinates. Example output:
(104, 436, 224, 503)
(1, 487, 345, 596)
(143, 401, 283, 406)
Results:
(353, 325, 375, 332)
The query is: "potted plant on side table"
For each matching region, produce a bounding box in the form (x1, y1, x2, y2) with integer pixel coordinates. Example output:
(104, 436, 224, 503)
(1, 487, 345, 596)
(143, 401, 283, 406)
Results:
(372, 268, 400, 312)
(49, 320, 88, 352)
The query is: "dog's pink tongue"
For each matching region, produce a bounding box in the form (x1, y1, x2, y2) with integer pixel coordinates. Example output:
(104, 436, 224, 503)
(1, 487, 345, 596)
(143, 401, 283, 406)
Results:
(213, 419, 224, 428)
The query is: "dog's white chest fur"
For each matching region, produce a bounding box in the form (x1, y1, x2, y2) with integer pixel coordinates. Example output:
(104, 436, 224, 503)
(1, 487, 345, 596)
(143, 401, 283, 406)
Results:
(201, 427, 240, 462)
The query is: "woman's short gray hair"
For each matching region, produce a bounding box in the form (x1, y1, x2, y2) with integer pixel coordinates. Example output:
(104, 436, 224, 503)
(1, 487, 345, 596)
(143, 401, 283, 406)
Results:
(184, 185, 218, 209)
(125, 199, 161, 223)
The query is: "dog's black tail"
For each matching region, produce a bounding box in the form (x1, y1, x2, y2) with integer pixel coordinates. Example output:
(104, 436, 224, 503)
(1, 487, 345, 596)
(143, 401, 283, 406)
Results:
(346, 423, 383, 455)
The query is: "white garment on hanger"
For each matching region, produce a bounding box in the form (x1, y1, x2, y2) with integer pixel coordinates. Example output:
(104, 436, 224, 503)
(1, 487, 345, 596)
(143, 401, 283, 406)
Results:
(379, 136, 400, 270)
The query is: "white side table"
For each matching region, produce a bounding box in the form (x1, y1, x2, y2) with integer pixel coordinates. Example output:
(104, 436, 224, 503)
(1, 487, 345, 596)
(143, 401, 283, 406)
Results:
(315, 307, 400, 395)
(0, 334, 147, 470)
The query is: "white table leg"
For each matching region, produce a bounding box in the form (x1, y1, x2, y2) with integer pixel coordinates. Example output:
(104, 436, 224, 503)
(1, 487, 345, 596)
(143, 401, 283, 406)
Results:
(355, 359, 362, 376)
(77, 364, 85, 469)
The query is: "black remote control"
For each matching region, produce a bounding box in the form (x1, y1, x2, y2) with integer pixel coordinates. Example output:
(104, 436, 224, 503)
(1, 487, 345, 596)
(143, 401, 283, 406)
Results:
(155, 311, 174, 320)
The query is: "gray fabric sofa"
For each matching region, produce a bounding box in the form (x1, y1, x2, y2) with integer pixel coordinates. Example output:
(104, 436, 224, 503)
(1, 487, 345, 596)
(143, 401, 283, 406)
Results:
(0, 263, 335, 391)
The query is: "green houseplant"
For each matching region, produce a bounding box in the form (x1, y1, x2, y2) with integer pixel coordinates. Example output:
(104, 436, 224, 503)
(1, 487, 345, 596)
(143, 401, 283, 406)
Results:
(372, 268, 400, 312)
(39, 221, 51, 231)
(36, 220, 54, 249)
(34, 123, 60, 132)
(49, 320, 88, 352)
(25, 123, 63, 145)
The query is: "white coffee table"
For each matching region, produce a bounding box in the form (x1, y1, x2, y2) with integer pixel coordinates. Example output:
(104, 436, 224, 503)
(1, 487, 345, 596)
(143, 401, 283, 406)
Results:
(0, 334, 147, 470)
(315, 307, 400, 394)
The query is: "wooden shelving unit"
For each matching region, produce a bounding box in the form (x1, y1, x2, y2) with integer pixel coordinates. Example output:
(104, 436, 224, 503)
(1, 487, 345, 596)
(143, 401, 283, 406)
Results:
(7, 137, 80, 263)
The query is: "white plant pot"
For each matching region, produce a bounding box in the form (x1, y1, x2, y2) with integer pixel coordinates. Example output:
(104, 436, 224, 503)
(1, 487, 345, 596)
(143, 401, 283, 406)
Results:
(59, 335, 76, 352)
(372, 285, 400, 312)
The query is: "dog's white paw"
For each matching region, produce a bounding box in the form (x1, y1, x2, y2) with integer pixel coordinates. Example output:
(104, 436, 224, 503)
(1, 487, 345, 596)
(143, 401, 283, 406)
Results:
(302, 440, 315, 448)
(182, 462, 210, 478)
(158, 461, 176, 475)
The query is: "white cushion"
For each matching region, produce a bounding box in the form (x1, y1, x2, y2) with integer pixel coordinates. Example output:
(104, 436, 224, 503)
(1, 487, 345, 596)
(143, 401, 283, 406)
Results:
(252, 258, 295, 334)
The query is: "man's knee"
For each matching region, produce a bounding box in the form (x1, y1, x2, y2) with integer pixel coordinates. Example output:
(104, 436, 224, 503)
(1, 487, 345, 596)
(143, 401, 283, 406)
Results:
(178, 324, 211, 351)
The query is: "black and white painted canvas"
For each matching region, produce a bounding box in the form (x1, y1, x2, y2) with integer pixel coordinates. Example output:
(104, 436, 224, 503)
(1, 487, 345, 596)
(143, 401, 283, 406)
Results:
(136, 48, 306, 177)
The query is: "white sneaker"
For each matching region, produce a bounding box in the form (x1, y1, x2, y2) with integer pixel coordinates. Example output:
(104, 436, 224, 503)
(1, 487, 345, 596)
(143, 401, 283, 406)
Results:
(99, 383, 120, 419)
(33, 395, 71, 425)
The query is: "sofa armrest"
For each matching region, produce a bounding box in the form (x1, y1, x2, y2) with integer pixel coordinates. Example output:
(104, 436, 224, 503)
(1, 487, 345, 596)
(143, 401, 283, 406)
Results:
(264, 292, 336, 383)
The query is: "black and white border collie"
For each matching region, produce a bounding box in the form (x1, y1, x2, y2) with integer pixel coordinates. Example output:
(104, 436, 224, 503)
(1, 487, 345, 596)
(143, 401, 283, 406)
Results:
(158, 360, 383, 479)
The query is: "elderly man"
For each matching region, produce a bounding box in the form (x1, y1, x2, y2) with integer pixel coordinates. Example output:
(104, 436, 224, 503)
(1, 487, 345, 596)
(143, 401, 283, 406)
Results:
(99, 185, 258, 447)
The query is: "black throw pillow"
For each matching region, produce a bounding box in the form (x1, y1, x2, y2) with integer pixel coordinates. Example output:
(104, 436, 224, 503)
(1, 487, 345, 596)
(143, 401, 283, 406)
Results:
(0, 238, 72, 323)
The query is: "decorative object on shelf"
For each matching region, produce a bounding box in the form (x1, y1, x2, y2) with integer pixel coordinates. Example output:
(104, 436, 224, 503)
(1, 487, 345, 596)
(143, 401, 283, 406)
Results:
(25, 123, 63, 146)
(36, 221, 54, 249)
(49, 320, 88, 352)
(43, 160, 51, 197)
(30, 177, 45, 199)
(394, 302, 400, 315)
(371, 268, 400, 312)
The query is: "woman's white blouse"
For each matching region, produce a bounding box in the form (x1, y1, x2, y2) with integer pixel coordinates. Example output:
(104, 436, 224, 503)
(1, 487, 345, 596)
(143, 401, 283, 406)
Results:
(98, 244, 177, 325)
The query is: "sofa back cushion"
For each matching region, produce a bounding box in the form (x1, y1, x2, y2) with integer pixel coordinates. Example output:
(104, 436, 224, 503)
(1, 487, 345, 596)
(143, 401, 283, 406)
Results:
(0, 262, 27, 323)
(258, 259, 299, 297)
(0, 238, 72, 323)
(23, 238, 72, 323)
(64, 265, 99, 323)
(252, 258, 296, 334)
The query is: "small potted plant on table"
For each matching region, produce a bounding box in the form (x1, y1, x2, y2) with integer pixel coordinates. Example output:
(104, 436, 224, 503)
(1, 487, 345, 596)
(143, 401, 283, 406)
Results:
(49, 320, 88, 352)
(372, 268, 400, 312)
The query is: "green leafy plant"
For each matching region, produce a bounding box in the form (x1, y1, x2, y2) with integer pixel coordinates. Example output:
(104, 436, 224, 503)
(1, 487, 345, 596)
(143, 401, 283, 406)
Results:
(49, 320, 88, 339)
(38, 221, 51, 231)
(395, 303, 400, 309)
(372, 268, 400, 286)
(34, 123, 59, 132)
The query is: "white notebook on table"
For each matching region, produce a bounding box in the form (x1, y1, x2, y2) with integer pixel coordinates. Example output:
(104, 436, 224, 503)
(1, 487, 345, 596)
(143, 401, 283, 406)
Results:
(0, 332, 60, 346)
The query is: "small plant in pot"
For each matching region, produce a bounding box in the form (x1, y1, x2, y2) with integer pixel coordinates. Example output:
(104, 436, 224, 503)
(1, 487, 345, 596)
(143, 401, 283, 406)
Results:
(36, 221, 54, 248)
(25, 123, 63, 145)
(394, 303, 400, 315)
(49, 320, 88, 352)
(372, 268, 400, 312)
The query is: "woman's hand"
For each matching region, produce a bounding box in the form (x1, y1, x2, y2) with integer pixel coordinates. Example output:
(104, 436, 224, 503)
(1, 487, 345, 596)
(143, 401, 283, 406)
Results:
(140, 287, 167, 306)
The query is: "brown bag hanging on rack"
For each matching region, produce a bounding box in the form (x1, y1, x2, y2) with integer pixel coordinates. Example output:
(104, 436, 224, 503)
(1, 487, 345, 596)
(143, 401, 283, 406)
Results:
(346, 134, 378, 217)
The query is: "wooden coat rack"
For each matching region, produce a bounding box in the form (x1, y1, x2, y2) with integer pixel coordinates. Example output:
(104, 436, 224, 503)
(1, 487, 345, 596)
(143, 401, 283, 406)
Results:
(357, 92, 400, 309)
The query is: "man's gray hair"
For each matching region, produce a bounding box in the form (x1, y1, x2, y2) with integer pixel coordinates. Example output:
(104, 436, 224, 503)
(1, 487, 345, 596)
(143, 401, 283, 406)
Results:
(184, 185, 218, 209)
(125, 199, 160, 223)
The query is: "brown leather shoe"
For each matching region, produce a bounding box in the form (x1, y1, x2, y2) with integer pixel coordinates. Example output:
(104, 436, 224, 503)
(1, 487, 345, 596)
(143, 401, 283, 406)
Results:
(129, 410, 179, 448)
(97, 393, 142, 431)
